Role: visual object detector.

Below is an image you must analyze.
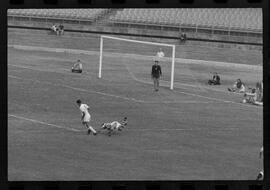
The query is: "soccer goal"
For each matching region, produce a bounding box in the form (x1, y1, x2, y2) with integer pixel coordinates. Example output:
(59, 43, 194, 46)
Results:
(98, 35, 176, 90)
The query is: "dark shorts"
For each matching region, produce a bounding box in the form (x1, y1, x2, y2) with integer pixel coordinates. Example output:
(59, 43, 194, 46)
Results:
(72, 69, 82, 73)
(208, 80, 220, 85)
(152, 76, 160, 79)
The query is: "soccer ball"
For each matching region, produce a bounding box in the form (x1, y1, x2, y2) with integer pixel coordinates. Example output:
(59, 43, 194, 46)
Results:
(242, 99, 247, 103)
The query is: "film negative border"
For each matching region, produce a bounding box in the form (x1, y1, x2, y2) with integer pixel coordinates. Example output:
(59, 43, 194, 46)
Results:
(1, 0, 269, 190)
(4, 181, 266, 190)
(5, 0, 265, 8)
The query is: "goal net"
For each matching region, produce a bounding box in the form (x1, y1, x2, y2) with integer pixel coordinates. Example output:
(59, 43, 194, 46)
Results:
(98, 35, 176, 90)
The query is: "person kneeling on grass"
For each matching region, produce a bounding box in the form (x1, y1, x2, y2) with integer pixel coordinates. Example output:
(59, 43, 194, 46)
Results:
(242, 82, 263, 106)
(228, 78, 246, 93)
(71, 59, 83, 73)
(208, 72, 221, 85)
(50, 24, 58, 34)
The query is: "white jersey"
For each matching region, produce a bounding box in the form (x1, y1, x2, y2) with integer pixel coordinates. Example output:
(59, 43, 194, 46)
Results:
(51, 25, 57, 31)
(80, 104, 91, 122)
(156, 51, 165, 58)
(111, 121, 122, 130)
(73, 62, 82, 70)
(102, 121, 122, 130)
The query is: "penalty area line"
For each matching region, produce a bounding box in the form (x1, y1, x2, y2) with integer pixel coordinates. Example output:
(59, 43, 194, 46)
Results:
(8, 114, 83, 132)
(8, 74, 209, 104)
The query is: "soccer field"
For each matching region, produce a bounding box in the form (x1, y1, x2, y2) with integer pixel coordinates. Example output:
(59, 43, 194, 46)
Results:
(8, 28, 263, 180)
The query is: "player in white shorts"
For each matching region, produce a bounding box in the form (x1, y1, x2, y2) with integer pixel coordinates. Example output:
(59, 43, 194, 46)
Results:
(76, 99, 97, 135)
(256, 146, 263, 180)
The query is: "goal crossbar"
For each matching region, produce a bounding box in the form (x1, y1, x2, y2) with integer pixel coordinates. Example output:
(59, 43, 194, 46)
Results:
(101, 35, 175, 47)
(99, 35, 176, 90)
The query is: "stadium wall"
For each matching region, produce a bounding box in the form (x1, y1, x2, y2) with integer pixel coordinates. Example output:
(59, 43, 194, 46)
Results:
(8, 16, 262, 51)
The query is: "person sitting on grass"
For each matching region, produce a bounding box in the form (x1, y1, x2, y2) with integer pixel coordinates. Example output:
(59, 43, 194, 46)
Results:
(71, 59, 83, 73)
(242, 81, 263, 106)
(208, 72, 221, 85)
(51, 23, 58, 34)
(228, 78, 246, 93)
(58, 24, 64, 35)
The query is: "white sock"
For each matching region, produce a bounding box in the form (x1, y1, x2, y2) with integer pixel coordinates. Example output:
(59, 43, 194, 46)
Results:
(88, 126, 96, 133)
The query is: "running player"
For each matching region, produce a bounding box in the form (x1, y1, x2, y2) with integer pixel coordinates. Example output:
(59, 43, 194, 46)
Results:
(76, 99, 97, 135)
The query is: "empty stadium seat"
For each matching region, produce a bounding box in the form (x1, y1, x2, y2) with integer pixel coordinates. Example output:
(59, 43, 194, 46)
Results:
(7, 8, 262, 32)
(108, 8, 262, 32)
(8, 8, 108, 21)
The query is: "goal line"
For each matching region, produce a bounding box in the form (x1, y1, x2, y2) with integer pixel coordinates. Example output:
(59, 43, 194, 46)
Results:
(98, 35, 176, 90)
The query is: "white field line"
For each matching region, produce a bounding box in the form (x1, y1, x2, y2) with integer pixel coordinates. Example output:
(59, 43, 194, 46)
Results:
(7, 50, 262, 108)
(9, 113, 249, 133)
(174, 89, 263, 109)
(8, 73, 209, 104)
(8, 62, 234, 96)
(123, 59, 206, 92)
(8, 44, 262, 70)
(8, 75, 22, 79)
(8, 44, 262, 95)
(8, 72, 262, 110)
(8, 114, 82, 132)
(9, 29, 262, 53)
(8, 44, 262, 94)
(8, 64, 262, 108)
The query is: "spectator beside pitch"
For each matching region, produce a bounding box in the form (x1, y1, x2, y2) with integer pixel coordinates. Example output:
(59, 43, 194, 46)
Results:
(228, 79, 246, 93)
(242, 81, 263, 106)
(72, 60, 83, 73)
(208, 72, 221, 85)
(50, 24, 64, 35)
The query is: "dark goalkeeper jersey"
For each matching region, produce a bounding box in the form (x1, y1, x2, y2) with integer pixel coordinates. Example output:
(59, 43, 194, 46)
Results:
(152, 65, 162, 78)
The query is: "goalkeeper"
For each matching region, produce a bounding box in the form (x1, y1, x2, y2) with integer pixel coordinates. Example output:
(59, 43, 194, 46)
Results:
(151, 60, 162, 91)
(71, 59, 83, 73)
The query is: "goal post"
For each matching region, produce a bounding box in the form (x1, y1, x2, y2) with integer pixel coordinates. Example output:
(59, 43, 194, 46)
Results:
(98, 35, 176, 90)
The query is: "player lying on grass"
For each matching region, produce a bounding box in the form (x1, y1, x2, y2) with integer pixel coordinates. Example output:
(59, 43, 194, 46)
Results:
(100, 117, 128, 136)
(71, 60, 83, 73)
(242, 82, 263, 106)
(228, 78, 246, 93)
(76, 99, 97, 135)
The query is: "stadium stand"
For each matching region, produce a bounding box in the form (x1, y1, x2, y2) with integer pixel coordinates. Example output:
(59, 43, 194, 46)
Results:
(109, 8, 262, 31)
(8, 9, 109, 21)
(8, 8, 262, 32)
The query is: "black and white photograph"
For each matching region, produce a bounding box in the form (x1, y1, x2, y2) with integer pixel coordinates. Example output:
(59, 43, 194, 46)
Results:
(7, 8, 263, 181)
